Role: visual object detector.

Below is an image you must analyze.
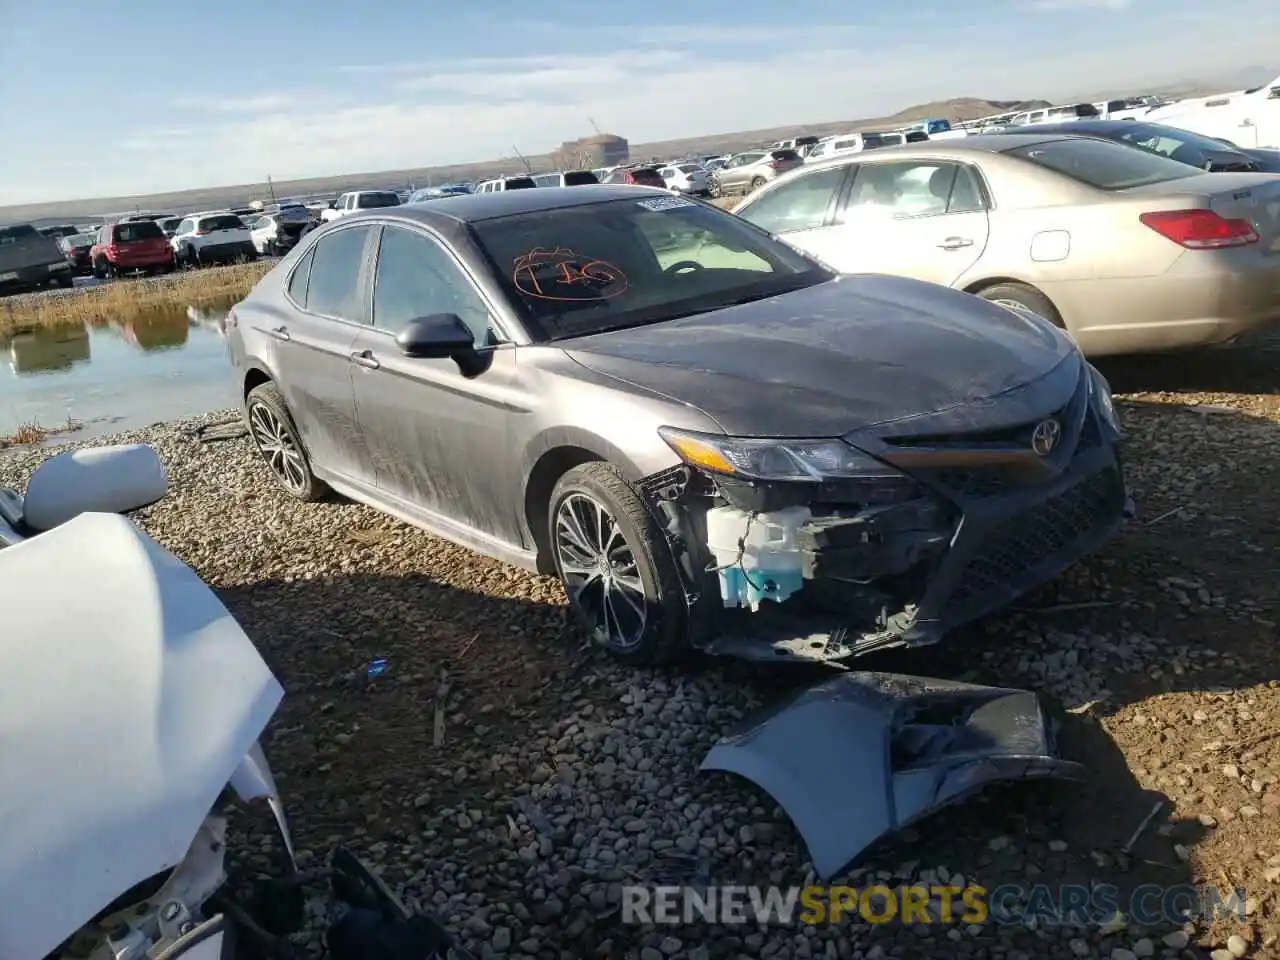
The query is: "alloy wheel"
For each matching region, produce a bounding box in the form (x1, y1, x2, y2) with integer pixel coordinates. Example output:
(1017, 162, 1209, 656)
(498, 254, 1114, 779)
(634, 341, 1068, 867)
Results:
(247, 401, 308, 494)
(991, 298, 1048, 323)
(554, 492, 648, 651)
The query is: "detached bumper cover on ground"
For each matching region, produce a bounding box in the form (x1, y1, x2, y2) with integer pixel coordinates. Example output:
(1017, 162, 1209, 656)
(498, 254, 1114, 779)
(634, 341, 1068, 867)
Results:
(701, 672, 1084, 879)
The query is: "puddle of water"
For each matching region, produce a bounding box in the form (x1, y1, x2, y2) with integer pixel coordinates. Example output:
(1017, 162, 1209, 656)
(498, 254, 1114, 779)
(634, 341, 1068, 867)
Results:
(0, 305, 238, 442)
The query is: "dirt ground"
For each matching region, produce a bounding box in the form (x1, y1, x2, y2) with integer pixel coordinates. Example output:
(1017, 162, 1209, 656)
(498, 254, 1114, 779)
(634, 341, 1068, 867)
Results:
(2, 330, 1277, 960)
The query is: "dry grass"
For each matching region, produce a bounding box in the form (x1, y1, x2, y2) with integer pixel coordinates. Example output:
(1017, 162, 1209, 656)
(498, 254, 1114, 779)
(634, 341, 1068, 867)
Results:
(711, 197, 737, 210)
(0, 417, 83, 451)
(0, 261, 271, 337)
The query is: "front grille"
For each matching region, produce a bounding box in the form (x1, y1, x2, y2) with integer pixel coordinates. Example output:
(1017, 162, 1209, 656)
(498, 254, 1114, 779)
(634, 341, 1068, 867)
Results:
(944, 466, 1123, 618)
(928, 467, 1022, 499)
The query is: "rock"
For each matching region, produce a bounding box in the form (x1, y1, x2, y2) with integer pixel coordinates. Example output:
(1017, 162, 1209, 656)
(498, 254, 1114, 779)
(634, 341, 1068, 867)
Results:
(491, 928, 512, 952)
(659, 937, 683, 956)
(1111, 949, 1137, 960)
(1070, 939, 1092, 957)
(1049, 840, 1069, 852)
(1226, 934, 1249, 957)
(1162, 931, 1190, 949)
(1131, 938, 1154, 957)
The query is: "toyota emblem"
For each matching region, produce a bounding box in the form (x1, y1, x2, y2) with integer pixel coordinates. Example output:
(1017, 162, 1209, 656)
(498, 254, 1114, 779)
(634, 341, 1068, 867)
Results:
(1031, 418, 1061, 457)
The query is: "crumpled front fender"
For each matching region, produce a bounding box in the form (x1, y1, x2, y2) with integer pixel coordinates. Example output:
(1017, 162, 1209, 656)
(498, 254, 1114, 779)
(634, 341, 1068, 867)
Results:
(700, 672, 1084, 879)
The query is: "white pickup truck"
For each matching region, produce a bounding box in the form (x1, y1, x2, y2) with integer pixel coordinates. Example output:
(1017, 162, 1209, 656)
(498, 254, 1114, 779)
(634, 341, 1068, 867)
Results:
(1145, 71, 1280, 149)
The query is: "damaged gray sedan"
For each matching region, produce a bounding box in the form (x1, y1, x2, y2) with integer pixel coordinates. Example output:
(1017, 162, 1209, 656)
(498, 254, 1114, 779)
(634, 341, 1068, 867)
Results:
(227, 185, 1129, 666)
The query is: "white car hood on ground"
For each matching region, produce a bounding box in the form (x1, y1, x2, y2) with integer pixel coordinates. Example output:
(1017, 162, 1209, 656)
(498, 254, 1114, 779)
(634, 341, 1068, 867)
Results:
(0, 512, 283, 960)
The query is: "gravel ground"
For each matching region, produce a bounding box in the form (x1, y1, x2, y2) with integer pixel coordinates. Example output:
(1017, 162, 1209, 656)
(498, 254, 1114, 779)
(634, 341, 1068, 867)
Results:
(2, 332, 1277, 960)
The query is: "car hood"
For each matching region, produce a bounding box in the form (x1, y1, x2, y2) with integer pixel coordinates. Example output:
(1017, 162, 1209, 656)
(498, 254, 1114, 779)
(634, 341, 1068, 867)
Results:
(562, 275, 1075, 437)
(0, 513, 284, 960)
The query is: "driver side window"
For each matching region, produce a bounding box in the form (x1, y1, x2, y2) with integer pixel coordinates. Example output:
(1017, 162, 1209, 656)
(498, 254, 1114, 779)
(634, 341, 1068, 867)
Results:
(371, 226, 493, 342)
(737, 165, 847, 234)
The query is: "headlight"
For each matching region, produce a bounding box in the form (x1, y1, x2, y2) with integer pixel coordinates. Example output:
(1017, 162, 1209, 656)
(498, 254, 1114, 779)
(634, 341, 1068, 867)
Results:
(658, 427, 903, 483)
(1089, 366, 1119, 431)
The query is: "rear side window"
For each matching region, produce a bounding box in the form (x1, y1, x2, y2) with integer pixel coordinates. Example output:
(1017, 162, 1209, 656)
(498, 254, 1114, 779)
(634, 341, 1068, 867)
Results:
(304, 225, 372, 320)
(771, 149, 801, 161)
(287, 247, 314, 303)
(505, 177, 537, 190)
(631, 169, 665, 187)
(563, 170, 599, 185)
(0, 225, 39, 243)
(356, 192, 400, 209)
(1006, 137, 1199, 190)
(114, 221, 165, 242)
(198, 215, 246, 232)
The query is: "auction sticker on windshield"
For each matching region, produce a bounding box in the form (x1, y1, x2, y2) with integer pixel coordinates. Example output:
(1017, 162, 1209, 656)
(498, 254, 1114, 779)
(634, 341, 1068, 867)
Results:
(637, 196, 695, 212)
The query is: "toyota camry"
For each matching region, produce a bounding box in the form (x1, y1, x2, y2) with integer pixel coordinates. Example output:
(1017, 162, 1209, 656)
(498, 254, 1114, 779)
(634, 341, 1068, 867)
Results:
(226, 185, 1130, 666)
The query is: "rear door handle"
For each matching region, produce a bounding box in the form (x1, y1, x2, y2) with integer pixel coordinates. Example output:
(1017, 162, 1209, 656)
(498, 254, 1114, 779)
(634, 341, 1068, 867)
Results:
(268, 325, 290, 341)
(938, 237, 974, 250)
(349, 349, 380, 370)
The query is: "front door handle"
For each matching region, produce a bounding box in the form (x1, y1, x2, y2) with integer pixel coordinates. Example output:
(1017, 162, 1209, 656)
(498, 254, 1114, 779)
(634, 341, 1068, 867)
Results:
(268, 325, 290, 341)
(938, 237, 974, 250)
(349, 349, 380, 370)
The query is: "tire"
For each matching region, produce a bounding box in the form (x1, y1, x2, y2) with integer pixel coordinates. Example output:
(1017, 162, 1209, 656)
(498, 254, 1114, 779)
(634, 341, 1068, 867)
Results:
(187, 245, 200, 268)
(749, 176, 766, 191)
(54, 273, 74, 289)
(548, 462, 688, 666)
(245, 382, 328, 502)
(976, 282, 1063, 328)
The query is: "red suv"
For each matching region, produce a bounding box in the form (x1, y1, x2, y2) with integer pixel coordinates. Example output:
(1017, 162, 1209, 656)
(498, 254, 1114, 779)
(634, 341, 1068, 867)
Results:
(606, 166, 667, 188)
(90, 220, 176, 279)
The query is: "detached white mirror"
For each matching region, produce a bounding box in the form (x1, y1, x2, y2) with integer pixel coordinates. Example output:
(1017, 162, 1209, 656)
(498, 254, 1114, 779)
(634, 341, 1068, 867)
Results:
(22, 444, 168, 532)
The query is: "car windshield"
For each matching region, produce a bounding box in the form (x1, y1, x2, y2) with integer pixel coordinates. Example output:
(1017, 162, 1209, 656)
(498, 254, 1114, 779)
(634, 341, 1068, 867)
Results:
(563, 171, 599, 186)
(68, 234, 95, 247)
(1005, 137, 1199, 190)
(199, 215, 246, 231)
(114, 221, 165, 241)
(357, 192, 401, 208)
(469, 196, 832, 342)
(505, 177, 537, 190)
(1108, 122, 1243, 161)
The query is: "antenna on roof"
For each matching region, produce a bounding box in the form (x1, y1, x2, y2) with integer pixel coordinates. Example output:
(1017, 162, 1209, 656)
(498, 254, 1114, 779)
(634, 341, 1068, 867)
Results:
(511, 145, 533, 173)
(588, 116, 602, 135)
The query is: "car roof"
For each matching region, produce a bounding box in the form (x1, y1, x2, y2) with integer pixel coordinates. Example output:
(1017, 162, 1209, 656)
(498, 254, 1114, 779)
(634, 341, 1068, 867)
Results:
(799, 132, 1082, 170)
(345, 184, 669, 225)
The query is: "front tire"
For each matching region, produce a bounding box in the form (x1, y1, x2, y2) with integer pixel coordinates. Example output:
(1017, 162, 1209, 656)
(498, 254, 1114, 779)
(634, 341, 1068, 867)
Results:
(245, 382, 328, 501)
(549, 462, 688, 666)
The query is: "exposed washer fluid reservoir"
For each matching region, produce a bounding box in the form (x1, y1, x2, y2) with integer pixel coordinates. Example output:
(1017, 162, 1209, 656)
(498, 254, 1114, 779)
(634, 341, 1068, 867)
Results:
(705, 505, 812, 611)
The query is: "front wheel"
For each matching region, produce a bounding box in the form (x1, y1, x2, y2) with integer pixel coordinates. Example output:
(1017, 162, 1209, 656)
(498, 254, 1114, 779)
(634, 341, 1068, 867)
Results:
(245, 382, 328, 501)
(549, 462, 688, 665)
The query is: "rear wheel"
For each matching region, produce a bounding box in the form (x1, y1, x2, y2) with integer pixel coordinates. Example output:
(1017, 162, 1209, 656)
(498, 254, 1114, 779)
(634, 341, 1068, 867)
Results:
(749, 175, 766, 191)
(245, 382, 328, 502)
(548, 462, 688, 666)
(976, 282, 1062, 328)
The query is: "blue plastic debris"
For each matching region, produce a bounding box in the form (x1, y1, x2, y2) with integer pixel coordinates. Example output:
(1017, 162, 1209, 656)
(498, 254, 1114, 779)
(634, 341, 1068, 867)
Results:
(367, 658, 388, 680)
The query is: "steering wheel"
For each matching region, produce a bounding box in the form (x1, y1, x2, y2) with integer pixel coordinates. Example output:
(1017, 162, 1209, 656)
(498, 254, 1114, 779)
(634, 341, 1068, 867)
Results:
(664, 260, 705, 275)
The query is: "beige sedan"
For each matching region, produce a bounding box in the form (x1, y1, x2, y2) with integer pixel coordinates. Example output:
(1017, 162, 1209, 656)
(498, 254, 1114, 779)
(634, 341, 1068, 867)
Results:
(732, 133, 1280, 355)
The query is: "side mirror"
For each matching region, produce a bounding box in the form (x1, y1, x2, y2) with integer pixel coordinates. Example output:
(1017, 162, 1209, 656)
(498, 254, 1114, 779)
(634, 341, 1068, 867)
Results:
(22, 444, 168, 533)
(395, 314, 476, 359)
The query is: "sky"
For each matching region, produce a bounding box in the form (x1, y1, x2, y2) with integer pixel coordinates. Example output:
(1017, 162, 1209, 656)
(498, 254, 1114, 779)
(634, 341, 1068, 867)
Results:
(1, 0, 1277, 204)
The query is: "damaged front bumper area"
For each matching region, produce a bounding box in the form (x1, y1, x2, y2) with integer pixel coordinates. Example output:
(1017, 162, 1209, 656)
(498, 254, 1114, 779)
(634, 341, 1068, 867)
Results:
(700, 671, 1084, 879)
(644, 361, 1131, 665)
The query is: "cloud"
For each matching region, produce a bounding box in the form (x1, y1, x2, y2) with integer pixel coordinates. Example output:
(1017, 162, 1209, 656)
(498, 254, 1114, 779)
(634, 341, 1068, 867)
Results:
(1030, 0, 1130, 10)
(173, 94, 303, 113)
(3, 3, 1278, 204)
